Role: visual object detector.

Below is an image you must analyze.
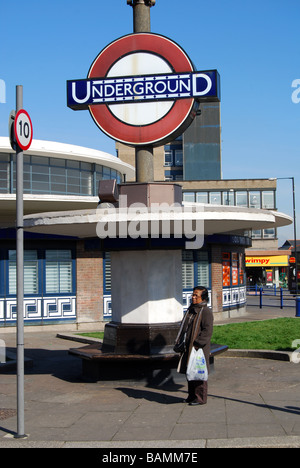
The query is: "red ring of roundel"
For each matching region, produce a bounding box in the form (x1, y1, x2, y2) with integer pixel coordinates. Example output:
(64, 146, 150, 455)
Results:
(88, 33, 195, 146)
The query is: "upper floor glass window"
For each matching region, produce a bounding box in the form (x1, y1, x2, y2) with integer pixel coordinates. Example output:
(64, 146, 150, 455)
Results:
(249, 191, 261, 209)
(0, 153, 122, 197)
(0, 154, 10, 193)
(183, 192, 195, 202)
(164, 145, 183, 167)
(182, 189, 276, 212)
(236, 191, 248, 207)
(262, 191, 275, 209)
(196, 192, 208, 203)
(209, 192, 221, 205)
(222, 191, 234, 205)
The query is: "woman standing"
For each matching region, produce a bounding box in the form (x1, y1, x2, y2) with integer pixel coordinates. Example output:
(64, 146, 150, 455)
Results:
(175, 286, 213, 405)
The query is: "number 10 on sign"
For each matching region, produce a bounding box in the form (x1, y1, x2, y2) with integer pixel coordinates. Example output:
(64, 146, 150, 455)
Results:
(14, 109, 33, 151)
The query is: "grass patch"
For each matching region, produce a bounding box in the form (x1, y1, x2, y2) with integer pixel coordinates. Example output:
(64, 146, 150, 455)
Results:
(77, 332, 104, 340)
(77, 318, 300, 351)
(212, 318, 300, 351)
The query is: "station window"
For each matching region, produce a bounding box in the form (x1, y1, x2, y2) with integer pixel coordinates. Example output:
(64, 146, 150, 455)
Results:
(236, 191, 248, 207)
(263, 228, 276, 239)
(0, 154, 122, 196)
(249, 191, 261, 209)
(45, 250, 73, 294)
(0, 153, 10, 193)
(183, 192, 195, 202)
(262, 191, 275, 209)
(182, 251, 194, 289)
(7, 249, 74, 297)
(222, 191, 234, 205)
(196, 192, 208, 203)
(209, 192, 221, 205)
(8, 250, 38, 295)
(182, 251, 210, 289)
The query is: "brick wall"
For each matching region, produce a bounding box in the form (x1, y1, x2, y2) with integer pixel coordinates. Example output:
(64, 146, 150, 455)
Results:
(210, 244, 223, 313)
(76, 240, 104, 324)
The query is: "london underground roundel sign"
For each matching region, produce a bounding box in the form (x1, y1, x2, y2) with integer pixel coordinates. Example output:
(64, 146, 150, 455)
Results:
(67, 33, 220, 147)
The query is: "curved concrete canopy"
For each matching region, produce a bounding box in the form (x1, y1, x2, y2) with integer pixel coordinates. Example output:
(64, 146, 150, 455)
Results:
(0, 137, 135, 180)
(23, 203, 292, 239)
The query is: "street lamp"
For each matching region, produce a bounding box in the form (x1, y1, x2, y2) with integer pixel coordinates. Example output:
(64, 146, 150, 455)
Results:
(270, 177, 298, 295)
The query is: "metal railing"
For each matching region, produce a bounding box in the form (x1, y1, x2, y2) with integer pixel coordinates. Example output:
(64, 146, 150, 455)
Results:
(247, 285, 300, 316)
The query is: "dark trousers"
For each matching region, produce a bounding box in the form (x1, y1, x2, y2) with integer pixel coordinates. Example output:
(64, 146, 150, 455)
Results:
(188, 379, 208, 404)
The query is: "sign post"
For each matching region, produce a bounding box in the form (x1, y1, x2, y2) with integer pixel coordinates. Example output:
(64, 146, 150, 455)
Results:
(129, 0, 154, 182)
(16, 85, 26, 438)
(10, 85, 33, 439)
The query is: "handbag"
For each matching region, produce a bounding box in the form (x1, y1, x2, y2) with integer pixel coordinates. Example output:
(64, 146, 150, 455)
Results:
(186, 347, 208, 381)
(173, 332, 186, 354)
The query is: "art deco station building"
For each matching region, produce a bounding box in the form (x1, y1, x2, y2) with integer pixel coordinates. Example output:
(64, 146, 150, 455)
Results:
(0, 137, 134, 328)
(0, 120, 291, 329)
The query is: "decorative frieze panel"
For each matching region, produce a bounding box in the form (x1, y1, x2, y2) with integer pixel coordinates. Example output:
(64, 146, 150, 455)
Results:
(0, 296, 76, 325)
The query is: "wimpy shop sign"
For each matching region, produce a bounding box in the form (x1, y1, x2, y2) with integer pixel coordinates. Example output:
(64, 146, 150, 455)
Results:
(245, 255, 289, 267)
(67, 70, 219, 110)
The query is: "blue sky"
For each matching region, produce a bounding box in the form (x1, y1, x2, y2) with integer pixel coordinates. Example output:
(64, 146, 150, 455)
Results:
(0, 0, 299, 245)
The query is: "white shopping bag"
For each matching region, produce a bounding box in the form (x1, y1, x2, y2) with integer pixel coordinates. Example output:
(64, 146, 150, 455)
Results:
(186, 347, 208, 381)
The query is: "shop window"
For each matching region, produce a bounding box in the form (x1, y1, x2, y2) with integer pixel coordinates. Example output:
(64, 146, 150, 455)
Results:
(231, 253, 239, 286)
(222, 252, 231, 287)
(239, 253, 245, 285)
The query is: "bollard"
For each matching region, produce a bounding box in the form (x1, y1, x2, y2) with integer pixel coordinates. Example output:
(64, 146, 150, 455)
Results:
(296, 297, 300, 317)
(259, 287, 263, 309)
(280, 288, 283, 309)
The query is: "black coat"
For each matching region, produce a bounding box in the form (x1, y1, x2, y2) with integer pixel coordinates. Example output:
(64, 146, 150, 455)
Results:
(176, 302, 213, 375)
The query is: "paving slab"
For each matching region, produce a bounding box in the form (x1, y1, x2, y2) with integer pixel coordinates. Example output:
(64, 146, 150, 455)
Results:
(1, 302, 300, 448)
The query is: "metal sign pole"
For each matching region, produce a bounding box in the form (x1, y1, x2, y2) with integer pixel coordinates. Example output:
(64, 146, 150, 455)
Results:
(129, 0, 155, 183)
(291, 177, 298, 296)
(15, 85, 26, 438)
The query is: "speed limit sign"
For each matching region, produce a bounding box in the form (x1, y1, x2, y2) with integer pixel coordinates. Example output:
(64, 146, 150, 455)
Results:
(14, 109, 33, 150)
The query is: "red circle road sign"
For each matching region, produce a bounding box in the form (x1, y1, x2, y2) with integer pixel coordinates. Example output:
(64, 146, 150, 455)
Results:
(14, 109, 33, 151)
(88, 33, 198, 147)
